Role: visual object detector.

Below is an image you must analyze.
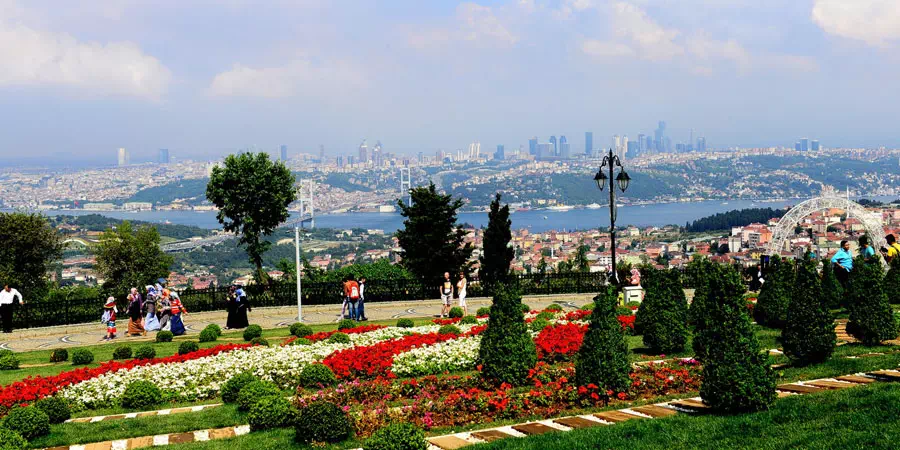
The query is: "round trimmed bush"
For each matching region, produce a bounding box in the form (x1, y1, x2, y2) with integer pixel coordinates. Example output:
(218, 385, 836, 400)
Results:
(290, 323, 313, 338)
(299, 363, 337, 389)
(535, 311, 555, 321)
(221, 372, 259, 404)
(291, 337, 312, 346)
(71, 349, 94, 365)
(198, 328, 218, 343)
(121, 380, 163, 410)
(0, 428, 26, 450)
(614, 306, 633, 316)
(156, 330, 174, 342)
(237, 380, 280, 411)
(580, 302, 595, 311)
(520, 303, 531, 313)
(364, 423, 427, 450)
(530, 318, 551, 333)
(448, 307, 464, 318)
(0, 353, 19, 370)
(476, 307, 491, 316)
(49, 348, 68, 363)
(3, 406, 50, 439)
(327, 332, 350, 344)
(134, 345, 156, 360)
(337, 319, 356, 330)
(248, 396, 297, 431)
(112, 345, 132, 360)
(243, 324, 263, 341)
(178, 341, 200, 355)
(438, 325, 461, 335)
(34, 397, 71, 424)
(459, 315, 478, 325)
(294, 400, 353, 444)
(250, 337, 269, 347)
(396, 318, 414, 328)
(544, 304, 563, 312)
(204, 323, 223, 337)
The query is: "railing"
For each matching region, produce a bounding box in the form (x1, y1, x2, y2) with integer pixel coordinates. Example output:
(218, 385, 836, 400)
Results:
(10, 272, 608, 329)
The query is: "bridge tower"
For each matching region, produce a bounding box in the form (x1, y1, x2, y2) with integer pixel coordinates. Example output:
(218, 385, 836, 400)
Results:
(297, 180, 315, 228)
(399, 167, 412, 206)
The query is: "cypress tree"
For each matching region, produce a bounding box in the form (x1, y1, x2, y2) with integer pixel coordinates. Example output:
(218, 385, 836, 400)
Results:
(782, 256, 835, 365)
(700, 264, 776, 412)
(477, 284, 537, 385)
(575, 286, 631, 395)
(690, 257, 716, 361)
(754, 256, 794, 328)
(846, 256, 899, 346)
(479, 194, 513, 289)
(636, 269, 689, 354)
(885, 257, 900, 305)
(820, 259, 843, 310)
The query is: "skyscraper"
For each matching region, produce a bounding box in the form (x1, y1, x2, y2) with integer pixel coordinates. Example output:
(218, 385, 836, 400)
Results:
(536, 143, 552, 159)
(358, 140, 368, 163)
(280, 145, 288, 161)
(495, 144, 505, 160)
(158, 148, 169, 164)
(794, 142, 801, 151)
(637, 133, 646, 155)
(468, 142, 481, 159)
(585, 131, 593, 157)
(549, 136, 557, 156)
(612, 135, 621, 154)
(654, 121, 666, 152)
(800, 138, 809, 152)
(117, 148, 129, 167)
(373, 141, 383, 167)
(559, 136, 570, 159)
(696, 137, 707, 153)
(811, 140, 820, 151)
(528, 137, 538, 156)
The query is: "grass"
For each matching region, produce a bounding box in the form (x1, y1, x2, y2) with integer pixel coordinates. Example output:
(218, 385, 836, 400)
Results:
(472, 382, 900, 450)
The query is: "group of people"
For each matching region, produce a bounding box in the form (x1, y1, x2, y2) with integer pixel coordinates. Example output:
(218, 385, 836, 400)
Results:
(439, 272, 467, 317)
(829, 233, 900, 288)
(341, 276, 368, 321)
(101, 280, 187, 341)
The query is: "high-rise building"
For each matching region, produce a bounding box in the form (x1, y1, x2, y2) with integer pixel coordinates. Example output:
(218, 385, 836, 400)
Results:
(373, 141, 383, 167)
(636, 133, 646, 155)
(549, 136, 557, 156)
(117, 148, 129, 167)
(654, 121, 666, 152)
(811, 140, 820, 151)
(468, 142, 481, 159)
(528, 137, 538, 156)
(417, 152, 424, 164)
(794, 142, 801, 151)
(319, 145, 325, 162)
(158, 148, 169, 164)
(611, 135, 621, 154)
(585, 132, 593, 156)
(696, 136, 707, 153)
(536, 143, 552, 159)
(626, 141, 638, 158)
(495, 144, 505, 160)
(358, 140, 368, 163)
(337, 156, 345, 168)
(800, 138, 809, 152)
(279, 145, 288, 161)
(558, 136, 568, 159)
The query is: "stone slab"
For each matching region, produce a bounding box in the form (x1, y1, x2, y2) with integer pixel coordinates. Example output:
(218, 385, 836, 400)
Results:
(103, 414, 127, 421)
(429, 435, 473, 450)
(167, 432, 195, 444)
(512, 423, 558, 436)
(170, 407, 194, 414)
(553, 416, 606, 429)
(777, 391, 793, 398)
(631, 405, 678, 418)
(84, 442, 113, 450)
(470, 429, 515, 442)
(127, 436, 154, 449)
(869, 370, 900, 381)
(593, 410, 643, 423)
(776, 384, 823, 394)
(669, 399, 710, 411)
(836, 375, 876, 384)
(806, 381, 856, 390)
(208, 428, 237, 440)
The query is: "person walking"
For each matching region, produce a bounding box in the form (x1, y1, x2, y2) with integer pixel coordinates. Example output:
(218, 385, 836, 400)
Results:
(143, 285, 160, 331)
(456, 273, 468, 316)
(439, 272, 453, 318)
(126, 288, 146, 336)
(226, 285, 250, 329)
(0, 285, 22, 333)
(831, 240, 853, 288)
(102, 297, 117, 341)
(157, 290, 172, 331)
(357, 277, 368, 321)
(168, 291, 187, 336)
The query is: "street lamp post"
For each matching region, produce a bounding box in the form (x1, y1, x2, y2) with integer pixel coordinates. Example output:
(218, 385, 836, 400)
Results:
(594, 148, 631, 284)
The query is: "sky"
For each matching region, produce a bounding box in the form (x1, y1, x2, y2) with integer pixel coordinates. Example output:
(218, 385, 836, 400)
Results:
(1, 0, 900, 166)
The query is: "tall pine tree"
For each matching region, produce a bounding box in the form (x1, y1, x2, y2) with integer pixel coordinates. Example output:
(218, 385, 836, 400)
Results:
(820, 259, 843, 309)
(477, 284, 537, 385)
(782, 256, 836, 365)
(754, 255, 794, 328)
(575, 286, 631, 395)
(847, 256, 899, 345)
(689, 256, 716, 360)
(479, 194, 513, 288)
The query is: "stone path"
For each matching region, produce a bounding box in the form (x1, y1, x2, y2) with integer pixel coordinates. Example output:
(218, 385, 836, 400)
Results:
(4, 294, 594, 352)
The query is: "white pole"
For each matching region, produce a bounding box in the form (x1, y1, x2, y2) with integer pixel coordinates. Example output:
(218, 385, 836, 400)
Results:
(295, 225, 302, 322)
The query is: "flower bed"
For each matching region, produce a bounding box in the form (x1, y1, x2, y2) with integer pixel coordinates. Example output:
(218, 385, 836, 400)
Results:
(534, 323, 587, 362)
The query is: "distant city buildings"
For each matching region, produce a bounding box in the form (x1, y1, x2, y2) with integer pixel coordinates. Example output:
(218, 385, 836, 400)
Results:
(585, 131, 593, 157)
(559, 136, 570, 159)
(794, 137, 820, 151)
(117, 148, 129, 167)
(529, 137, 538, 156)
(495, 144, 505, 160)
(280, 144, 288, 161)
(358, 140, 368, 163)
(158, 148, 170, 164)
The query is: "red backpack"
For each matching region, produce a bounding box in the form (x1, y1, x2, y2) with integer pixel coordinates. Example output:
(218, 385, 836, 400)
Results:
(349, 282, 360, 300)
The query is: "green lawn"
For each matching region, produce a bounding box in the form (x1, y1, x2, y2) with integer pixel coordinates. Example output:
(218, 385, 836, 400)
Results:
(473, 382, 900, 450)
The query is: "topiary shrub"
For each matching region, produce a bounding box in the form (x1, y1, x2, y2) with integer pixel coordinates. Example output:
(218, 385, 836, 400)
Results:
(327, 332, 350, 344)
(459, 315, 478, 325)
(783, 256, 836, 365)
(156, 330, 174, 342)
(614, 306, 633, 316)
(635, 268, 689, 354)
(689, 257, 716, 360)
(438, 325, 461, 335)
(3, 406, 50, 440)
(363, 423, 427, 450)
(249, 396, 297, 431)
(204, 323, 223, 337)
(846, 257, 900, 346)
(221, 372, 259, 404)
(448, 307, 464, 318)
(476, 307, 491, 316)
(886, 257, 900, 305)
(299, 363, 337, 389)
(250, 337, 270, 347)
(519, 303, 531, 313)
(199, 328, 218, 343)
(754, 256, 794, 328)
(243, 324, 263, 341)
(574, 287, 630, 396)
(396, 318, 414, 328)
(49, 348, 68, 363)
(291, 338, 312, 346)
(699, 264, 776, 413)
(237, 380, 280, 411)
(34, 397, 70, 424)
(0, 352, 19, 370)
(820, 260, 844, 309)
(535, 311, 555, 321)
(529, 318, 550, 333)
(294, 400, 353, 444)
(625, 301, 642, 308)
(544, 304, 563, 312)
(121, 380, 163, 410)
(178, 341, 200, 355)
(134, 345, 156, 360)
(71, 349, 94, 365)
(112, 345, 133, 360)
(290, 323, 314, 338)
(337, 319, 357, 330)
(477, 284, 537, 386)
(0, 428, 26, 450)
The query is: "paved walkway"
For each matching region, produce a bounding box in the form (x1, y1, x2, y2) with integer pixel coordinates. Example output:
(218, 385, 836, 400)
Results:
(1, 294, 595, 352)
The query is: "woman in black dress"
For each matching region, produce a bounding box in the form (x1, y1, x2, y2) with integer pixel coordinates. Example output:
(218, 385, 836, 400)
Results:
(225, 285, 250, 329)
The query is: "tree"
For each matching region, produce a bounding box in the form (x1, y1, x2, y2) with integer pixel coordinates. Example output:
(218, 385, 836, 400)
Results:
(699, 264, 776, 412)
(636, 268, 689, 354)
(574, 242, 590, 273)
(206, 152, 296, 283)
(846, 256, 899, 345)
(479, 194, 513, 287)
(395, 183, 473, 283)
(754, 256, 794, 328)
(0, 212, 63, 299)
(820, 259, 843, 310)
(782, 256, 835, 365)
(95, 222, 173, 296)
(885, 257, 900, 305)
(575, 286, 630, 395)
(690, 258, 724, 361)
(477, 284, 537, 385)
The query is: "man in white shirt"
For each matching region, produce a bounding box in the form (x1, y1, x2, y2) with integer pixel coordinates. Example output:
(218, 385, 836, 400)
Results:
(0, 285, 23, 333)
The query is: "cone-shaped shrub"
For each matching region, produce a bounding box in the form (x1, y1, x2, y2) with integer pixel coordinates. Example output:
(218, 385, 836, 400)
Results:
(477, 283, 537, 385)
(636, 268, 689, 354)
(820, 259, 844, 310)
(690, 258, 718, 361)
(885, 256, 900, 305)
(687, 256, 713, 325)
(754, 256, 794, 328)
(700, 264, 776, 413)
(574, 286, 630, 395)
(847, 256, 900, 345)
(783, 256, 835, 365)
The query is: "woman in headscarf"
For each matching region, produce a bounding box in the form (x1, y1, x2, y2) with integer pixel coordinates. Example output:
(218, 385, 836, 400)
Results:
(157, 289, 172, 331)
(226, 285, 250, 329)
(143, 285, 160, 331)
(168, 291, 187, 336)
(126, 288, 146, 336)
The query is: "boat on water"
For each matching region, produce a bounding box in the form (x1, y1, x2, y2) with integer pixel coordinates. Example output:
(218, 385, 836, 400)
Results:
(547, 205, 573, 211)
(721, 202, 729, 205)
(586, 203, 602, 209)
(542, 216, 549, 220)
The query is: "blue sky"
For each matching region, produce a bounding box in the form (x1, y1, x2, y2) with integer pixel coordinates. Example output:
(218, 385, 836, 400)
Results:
(1, 0, 899, 165)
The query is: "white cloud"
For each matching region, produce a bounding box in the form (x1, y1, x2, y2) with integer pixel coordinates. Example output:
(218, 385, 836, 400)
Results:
(0, 22, 171, 100)
(208, 60, 365, 99)
(581, 39, 635, 57)
(686, 33, 752, 72)
(611, 1, 684, 61)
(408, 2, 517, 49)
(812, 0, 900, 47)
